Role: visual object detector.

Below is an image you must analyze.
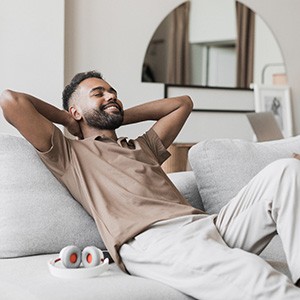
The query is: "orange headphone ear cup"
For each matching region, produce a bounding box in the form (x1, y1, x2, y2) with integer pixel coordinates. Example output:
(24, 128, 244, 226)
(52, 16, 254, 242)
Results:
(82, 246, 103, 268)
(60, 245, 82, 268)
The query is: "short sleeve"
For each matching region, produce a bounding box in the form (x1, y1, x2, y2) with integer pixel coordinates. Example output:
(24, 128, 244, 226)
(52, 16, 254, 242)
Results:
(139, 128, 171, 165)
(37, 125, 71, 177)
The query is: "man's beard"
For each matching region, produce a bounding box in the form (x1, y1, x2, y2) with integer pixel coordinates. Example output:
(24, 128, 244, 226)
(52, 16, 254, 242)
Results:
(84, 107, 124, 130)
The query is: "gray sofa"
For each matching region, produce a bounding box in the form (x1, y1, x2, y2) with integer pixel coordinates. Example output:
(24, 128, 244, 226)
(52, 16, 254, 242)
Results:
(1, 132, 300, 299)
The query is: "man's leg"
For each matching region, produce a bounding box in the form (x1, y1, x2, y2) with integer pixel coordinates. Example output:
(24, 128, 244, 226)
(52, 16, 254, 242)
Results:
(120, 214, 300, 299)
(215, 158, 300, 284)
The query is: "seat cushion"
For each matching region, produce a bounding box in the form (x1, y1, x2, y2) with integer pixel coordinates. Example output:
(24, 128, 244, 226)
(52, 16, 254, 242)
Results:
(0, 255, 192, 300)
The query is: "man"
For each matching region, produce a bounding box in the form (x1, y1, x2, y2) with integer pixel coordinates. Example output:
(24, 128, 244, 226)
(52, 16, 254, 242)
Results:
(1, 70, 300, 299)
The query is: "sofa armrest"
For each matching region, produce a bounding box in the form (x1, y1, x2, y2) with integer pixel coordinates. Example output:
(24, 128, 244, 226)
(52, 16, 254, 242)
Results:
(168, 171, 204, 211)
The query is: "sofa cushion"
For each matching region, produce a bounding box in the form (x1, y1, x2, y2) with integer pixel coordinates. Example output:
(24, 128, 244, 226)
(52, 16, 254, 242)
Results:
(0, 134, 105, 258)
(0, 254, 192, 300)
(167, 171, 204, 211)
(189, 135, 300, 214)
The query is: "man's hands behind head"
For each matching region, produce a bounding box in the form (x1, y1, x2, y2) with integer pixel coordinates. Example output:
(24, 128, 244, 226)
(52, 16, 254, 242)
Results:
(65, 114, 83, 139)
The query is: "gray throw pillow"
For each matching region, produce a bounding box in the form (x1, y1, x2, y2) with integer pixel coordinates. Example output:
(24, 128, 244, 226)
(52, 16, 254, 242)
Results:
(189, 136, 300, 214)
(0, 134, 105, 258)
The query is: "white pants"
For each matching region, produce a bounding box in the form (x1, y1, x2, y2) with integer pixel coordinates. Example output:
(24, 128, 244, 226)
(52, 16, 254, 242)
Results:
(120, 159, 300, 299)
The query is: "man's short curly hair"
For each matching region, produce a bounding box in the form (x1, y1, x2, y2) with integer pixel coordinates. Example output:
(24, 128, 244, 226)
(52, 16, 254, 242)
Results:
(62, 70, 103, 111)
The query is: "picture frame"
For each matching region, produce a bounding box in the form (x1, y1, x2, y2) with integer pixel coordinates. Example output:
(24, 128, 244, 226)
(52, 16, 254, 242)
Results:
(251, 84, 293, 138)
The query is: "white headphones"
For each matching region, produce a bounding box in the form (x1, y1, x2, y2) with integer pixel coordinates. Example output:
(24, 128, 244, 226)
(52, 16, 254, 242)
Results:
(48, 245, 109, 279)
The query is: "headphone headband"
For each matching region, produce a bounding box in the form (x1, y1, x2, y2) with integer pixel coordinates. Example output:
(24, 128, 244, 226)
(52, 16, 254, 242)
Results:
(48, 245, 109, 279)
(48, 257, 109, 279)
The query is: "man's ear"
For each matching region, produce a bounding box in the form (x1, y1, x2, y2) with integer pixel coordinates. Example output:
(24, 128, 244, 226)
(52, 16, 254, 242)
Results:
(69, 105, 82, 121)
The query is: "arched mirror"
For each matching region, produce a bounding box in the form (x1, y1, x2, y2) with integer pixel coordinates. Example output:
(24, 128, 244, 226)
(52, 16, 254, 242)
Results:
(142, 0, 286, 89)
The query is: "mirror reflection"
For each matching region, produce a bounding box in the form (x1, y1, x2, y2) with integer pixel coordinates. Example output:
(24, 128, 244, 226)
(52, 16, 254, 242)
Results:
(142, 0, 286, 89)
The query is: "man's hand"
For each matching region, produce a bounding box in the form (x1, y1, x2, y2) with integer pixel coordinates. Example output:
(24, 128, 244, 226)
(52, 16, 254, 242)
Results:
(293, 153, 300, 160)
(64, 114, 83, 139)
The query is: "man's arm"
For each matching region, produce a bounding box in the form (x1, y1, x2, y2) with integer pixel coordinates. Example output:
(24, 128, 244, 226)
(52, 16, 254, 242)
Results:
(122, 96, 193, 148)
(0, 90, 81, 152)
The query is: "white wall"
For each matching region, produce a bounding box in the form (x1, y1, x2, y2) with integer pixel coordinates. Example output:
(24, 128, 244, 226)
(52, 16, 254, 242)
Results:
(0, 0, 64, 136)
(240, 0, 300, 135)
(253, 15, 285, 85)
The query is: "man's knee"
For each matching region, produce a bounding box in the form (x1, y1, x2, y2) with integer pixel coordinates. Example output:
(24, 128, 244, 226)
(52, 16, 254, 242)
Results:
(275, 158, 300, 171)
(268, 158, 300, 180)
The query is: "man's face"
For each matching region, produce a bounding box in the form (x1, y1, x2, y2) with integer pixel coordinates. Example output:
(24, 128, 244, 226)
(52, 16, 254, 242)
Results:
(75, 78, 124, 130)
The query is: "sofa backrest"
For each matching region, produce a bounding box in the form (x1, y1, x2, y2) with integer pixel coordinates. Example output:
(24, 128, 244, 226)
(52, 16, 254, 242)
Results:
(0, 133, 104, 258)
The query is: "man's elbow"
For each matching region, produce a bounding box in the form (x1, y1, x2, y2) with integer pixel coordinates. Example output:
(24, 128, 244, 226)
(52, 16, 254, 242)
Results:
(0, 90, 20, 123)
(181, 95, 194, 112)
(0, 89, 18, 107)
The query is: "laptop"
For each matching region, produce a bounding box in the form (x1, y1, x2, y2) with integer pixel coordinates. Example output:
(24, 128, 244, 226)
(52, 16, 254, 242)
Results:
(246, 112, 284, 142)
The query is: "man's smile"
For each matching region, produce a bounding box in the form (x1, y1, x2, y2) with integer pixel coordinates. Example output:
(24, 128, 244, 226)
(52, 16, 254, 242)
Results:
(101, 103, 122, 113)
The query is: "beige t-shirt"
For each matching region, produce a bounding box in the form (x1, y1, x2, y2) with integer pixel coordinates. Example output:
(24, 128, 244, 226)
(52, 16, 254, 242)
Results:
(38, 125, 203, 271)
